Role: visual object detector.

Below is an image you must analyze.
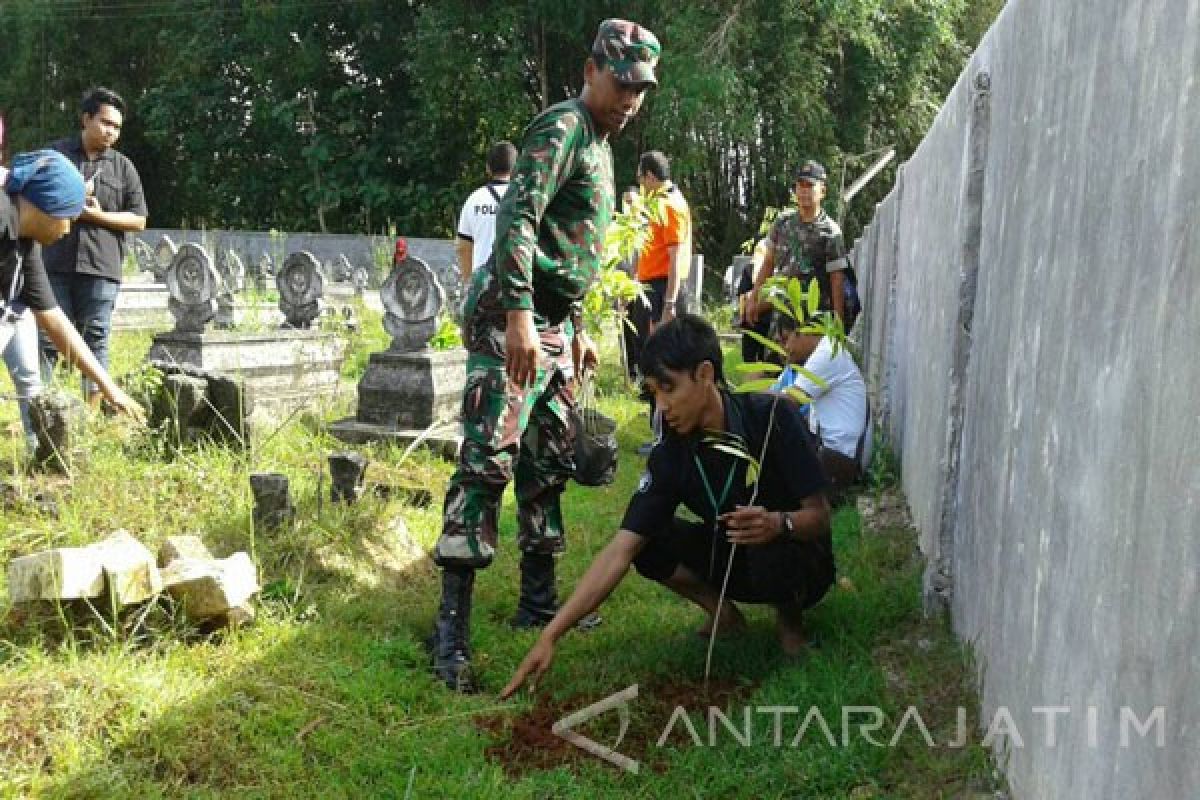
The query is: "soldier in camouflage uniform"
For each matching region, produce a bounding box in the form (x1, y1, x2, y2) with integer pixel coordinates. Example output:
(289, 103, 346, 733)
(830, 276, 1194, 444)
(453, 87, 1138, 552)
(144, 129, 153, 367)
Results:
(745, 160, 848, 335)
(430, 18, 661, 691)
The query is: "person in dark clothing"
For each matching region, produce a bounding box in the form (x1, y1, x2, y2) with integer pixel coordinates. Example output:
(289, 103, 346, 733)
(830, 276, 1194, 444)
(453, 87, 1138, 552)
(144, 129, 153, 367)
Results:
(502, 314, 834, 697)
(41, 87, 147, 407)
(2, 150, 144, 423)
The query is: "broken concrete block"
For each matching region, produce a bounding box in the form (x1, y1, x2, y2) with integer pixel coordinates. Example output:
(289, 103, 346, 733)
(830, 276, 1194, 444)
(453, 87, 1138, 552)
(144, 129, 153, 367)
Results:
(7, 530, 161, 606)
(157, 535, 214, 567)
(161, 552, 259, 621)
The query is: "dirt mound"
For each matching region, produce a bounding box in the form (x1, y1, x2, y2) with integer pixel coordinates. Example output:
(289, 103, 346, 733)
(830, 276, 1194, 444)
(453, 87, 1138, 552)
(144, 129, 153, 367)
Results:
(478, 677, 752, 777)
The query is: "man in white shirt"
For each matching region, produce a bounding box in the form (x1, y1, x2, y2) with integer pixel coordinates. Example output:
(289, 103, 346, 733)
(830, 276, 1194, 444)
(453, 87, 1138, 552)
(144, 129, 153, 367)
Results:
(455, 141, 517, 285)
(771, 314, 872, 498)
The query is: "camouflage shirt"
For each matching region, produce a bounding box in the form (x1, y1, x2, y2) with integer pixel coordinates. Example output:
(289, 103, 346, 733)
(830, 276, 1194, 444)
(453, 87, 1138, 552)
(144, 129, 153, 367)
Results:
(767, 208, 847, 308)
(493, 98, 615, 327)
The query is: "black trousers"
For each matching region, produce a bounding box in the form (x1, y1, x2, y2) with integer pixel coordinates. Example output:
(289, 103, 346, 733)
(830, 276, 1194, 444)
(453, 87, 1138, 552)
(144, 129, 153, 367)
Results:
(633, 518, 835, 609)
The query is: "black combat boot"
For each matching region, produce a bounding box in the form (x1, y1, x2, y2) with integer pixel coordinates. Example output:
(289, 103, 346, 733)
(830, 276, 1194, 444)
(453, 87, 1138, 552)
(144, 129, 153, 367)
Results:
(430, 567, 476, 692)
(510, 552, 558, 628)
(509, 551, 602, 630)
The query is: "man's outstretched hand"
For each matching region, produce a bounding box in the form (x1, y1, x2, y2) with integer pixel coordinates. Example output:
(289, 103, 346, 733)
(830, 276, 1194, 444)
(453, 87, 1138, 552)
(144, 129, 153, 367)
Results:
(500, 639, 556, 700)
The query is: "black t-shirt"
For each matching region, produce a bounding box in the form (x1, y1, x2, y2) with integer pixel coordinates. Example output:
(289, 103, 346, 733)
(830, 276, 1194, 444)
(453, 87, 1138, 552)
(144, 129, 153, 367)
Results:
(621, 390, 828, 540)
(43, 135, 147, 282)
(0, 192, 59, 312)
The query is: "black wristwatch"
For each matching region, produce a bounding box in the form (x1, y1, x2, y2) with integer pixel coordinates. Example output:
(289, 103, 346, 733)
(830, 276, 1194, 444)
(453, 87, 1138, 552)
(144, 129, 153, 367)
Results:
(779, 511, 795, 538)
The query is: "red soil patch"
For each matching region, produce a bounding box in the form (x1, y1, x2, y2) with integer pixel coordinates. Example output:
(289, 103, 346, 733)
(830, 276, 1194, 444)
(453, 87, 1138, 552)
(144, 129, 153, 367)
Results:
(477, 677, 754, 777)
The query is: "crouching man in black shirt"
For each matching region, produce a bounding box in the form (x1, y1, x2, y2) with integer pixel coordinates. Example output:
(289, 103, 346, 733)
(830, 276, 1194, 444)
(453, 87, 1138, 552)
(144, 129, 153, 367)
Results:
(502, 313, 833, 697)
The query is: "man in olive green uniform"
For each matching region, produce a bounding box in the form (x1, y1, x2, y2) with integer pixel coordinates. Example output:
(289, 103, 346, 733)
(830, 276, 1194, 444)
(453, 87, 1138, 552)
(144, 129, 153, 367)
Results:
(745, 160, 848, 333)
(430, 19, 661, 691)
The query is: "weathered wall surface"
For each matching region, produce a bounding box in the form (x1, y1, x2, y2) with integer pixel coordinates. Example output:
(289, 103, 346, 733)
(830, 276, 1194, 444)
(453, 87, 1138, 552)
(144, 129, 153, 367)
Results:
(851, 0, 1199, 797)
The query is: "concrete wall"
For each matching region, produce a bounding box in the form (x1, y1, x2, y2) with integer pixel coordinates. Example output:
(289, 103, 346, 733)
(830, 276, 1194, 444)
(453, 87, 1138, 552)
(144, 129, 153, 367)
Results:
(851, 1, 1199, 797)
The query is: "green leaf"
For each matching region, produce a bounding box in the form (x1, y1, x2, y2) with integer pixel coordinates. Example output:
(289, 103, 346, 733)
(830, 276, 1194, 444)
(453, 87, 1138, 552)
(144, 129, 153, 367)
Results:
(787, 277, 805, 321)
(794, 366, 827, 389)
(707, 442, 755, 465)
(806, 278, 821, 317)
(784, 386, 814, 406)
(732, 361, 783, 376)
(736, 377, 780, 393)
(742, 329, 787, 358)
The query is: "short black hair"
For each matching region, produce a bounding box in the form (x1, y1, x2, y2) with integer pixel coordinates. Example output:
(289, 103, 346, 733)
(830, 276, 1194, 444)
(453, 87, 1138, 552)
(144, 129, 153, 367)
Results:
(486, 141, 517, 175)
(640, 313, 725, 387)
(638, 150, 670, 181)
(81, 86, 126, 117)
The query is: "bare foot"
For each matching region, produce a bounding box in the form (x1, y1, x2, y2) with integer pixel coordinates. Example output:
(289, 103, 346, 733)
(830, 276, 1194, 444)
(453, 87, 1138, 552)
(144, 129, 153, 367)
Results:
(775, 604, 809, 657)
(696, 604, 747, 639)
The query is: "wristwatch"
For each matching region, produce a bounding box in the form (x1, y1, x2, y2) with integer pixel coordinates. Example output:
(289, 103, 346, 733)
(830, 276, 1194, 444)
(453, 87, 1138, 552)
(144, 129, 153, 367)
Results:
(779, 511, 795, 538)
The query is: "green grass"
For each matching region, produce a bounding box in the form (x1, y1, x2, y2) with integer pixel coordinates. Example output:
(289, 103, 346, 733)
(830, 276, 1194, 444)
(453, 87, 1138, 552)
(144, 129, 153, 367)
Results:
(0, 325, 999, 799)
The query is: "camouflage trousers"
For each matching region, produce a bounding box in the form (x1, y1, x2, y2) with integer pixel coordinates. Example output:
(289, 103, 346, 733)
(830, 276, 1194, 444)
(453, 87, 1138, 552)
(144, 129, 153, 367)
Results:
(433, 313, 577, 569)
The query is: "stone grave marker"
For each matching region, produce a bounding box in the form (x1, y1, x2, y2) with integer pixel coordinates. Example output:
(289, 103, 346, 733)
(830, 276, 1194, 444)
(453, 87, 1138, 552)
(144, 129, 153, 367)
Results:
(277, 251, 325, 329)
(331, 245, 465, 457)
(153, 235, 178, 282)
(165, 242, 221, 333)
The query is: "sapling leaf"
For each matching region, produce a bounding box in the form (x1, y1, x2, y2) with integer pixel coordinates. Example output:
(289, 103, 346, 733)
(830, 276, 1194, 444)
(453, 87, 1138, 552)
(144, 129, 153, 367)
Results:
(738, 377, 779, 393)
(732, 361, 783, 376)
(742, 329, 787, 358)
(787, 277, 805, 320)
(706, 442, 754, 463)
(806, 278, 821, 316)
(768, 295, 793, 318)
(784, 386, 814, 405)
(794, 366, 827, 389)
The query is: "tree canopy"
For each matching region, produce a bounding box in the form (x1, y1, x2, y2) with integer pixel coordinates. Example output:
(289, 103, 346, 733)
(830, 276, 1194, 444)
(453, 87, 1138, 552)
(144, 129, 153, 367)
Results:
(0, 0, 1002, 279)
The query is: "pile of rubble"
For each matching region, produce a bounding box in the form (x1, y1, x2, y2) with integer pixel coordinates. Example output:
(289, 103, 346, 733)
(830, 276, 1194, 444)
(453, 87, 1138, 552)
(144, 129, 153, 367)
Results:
(7, 531, 259, 628)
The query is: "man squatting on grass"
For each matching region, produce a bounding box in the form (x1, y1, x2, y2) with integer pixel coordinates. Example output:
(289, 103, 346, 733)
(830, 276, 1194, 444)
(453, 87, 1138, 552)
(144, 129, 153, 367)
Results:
(502, 315, 835, 697)
(429, 19, 662, 692)
(0, 150, 144, 422)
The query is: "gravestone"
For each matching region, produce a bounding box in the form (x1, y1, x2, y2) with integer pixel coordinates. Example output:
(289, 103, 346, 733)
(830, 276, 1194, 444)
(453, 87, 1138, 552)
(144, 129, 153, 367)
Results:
(250, 473, 295, 530)
(153, 235, 178, 283)
(165, 243, 220, 333)
(134, 238, 157, 277)
(328, 451, 368, 504)
(214, 249, 247, 329)
(332, 254, 354, 283)
(251, 251, 274, 291)
(148, 243, 347, 427)
(277, 251, 324, 329)
(331, 248, 466, 457)
(30, 391, 86, 473)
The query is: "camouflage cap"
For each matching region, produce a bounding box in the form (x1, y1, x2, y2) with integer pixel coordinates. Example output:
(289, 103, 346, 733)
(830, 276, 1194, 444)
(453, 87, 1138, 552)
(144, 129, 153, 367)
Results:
(795, 160, 827, 183)
(592, 19, 661, 86)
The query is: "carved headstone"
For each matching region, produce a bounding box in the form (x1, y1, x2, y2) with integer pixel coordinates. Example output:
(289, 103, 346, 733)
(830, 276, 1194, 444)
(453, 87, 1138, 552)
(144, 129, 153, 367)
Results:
(154, 235, 178, 282)
(381, 255, 444, 352)
(331, 254, 354, 283)
(217, 249, 246, 293)
(276, 251, 325, 329)
(214, 250, 246, 328)
(134, 238, 157, 278)
(251, 251, 274, 290)
(351, 266, 370, 291)
(166, 243, 220, 333)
